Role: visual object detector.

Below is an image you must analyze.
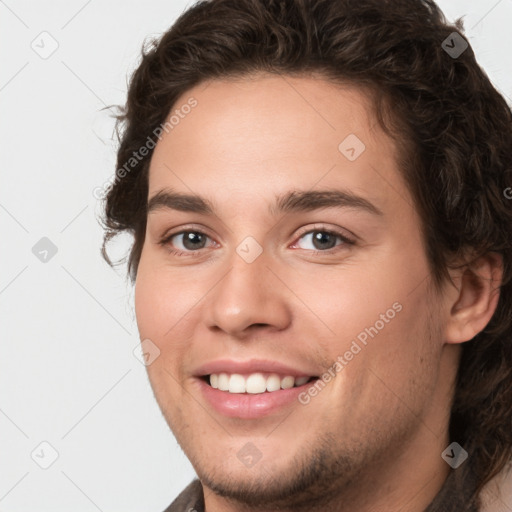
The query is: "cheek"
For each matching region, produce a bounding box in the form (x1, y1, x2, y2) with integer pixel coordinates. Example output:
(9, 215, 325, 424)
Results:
(134, 262, 192, 417)
(338, 284, 440, 419)
(326, 296, 438, 440)
(134, 254, 210, 395)
(284, 250, 436, 385)
(277, 261, 405, 351)
(134, 255, 200, 340)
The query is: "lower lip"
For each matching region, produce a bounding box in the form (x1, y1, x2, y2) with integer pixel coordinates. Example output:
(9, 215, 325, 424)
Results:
(196, 377, 316, 419)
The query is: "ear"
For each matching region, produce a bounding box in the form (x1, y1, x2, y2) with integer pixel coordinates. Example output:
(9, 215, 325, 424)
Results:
(444, 252, 503, 344)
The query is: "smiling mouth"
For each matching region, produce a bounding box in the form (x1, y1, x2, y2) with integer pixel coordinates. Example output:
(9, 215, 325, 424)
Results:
(201, 373, 318, 394)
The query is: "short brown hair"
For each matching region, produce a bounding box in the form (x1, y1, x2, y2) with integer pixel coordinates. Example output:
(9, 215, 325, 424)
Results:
(101, 0, 512, 502)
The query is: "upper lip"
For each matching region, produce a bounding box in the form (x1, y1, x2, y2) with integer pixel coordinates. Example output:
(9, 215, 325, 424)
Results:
(194, 359, 318, 378)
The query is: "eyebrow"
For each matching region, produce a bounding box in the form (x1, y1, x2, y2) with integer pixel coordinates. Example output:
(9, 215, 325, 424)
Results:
(147, 188, 383, 216)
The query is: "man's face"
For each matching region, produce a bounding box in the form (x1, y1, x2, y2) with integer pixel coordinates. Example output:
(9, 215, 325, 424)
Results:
(135, 74, 451, 506)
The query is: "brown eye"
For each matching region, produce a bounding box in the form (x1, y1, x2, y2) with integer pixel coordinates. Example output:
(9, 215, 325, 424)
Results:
(296, 230, 350, 251)
(170, 231, 209, 251)
(311, 231, 338, 250)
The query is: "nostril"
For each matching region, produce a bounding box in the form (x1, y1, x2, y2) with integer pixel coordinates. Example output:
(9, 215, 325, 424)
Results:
(249, 323, 270, 330)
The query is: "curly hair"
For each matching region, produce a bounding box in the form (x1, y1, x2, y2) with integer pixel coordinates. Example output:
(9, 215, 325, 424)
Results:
(101, 0, 512, 504)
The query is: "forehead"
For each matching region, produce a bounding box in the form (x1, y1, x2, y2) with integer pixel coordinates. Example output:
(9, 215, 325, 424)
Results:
(148, 73, 412, 218)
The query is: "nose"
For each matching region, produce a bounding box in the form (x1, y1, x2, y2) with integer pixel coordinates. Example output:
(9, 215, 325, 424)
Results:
(203, 249, 292, 337)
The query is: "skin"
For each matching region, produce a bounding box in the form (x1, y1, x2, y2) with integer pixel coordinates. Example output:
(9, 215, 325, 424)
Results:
(134, 73, 502, 512)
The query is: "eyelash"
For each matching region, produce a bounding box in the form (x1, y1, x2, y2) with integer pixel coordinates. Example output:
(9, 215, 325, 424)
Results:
(159, 225, 355, 259)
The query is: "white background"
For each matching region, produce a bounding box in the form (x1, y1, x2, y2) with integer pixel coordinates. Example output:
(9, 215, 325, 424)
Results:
(1, 1, 511, 510)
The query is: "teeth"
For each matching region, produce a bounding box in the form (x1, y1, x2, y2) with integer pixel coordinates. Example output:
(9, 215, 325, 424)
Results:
(229, 374, 246, 393)
(266, 374, 281, 392)
(281, 376, 295, 389)
(246, 373, 267, 394)
(208, 372, 312, 394)
(295, 376, 309, 386)
(217, 373, 229, 391)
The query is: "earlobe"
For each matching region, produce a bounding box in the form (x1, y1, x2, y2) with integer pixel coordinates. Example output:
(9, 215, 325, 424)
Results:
(444, 252, 503, 344)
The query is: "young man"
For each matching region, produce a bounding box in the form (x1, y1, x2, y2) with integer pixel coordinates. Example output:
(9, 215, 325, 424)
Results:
(101, 0, 512, 510)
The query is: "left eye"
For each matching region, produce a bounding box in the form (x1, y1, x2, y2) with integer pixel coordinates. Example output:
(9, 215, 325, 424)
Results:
(169, 231, 212, 251)
(296, 230, 346, 251)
